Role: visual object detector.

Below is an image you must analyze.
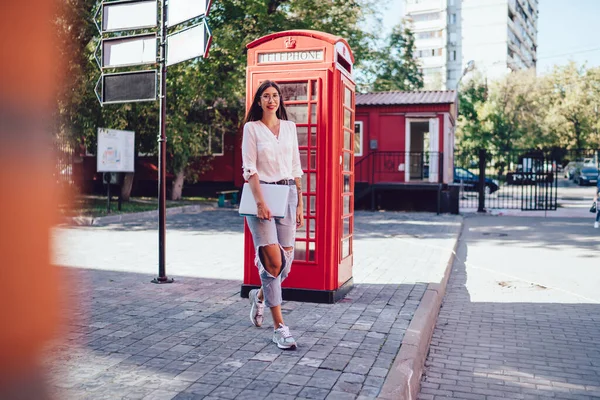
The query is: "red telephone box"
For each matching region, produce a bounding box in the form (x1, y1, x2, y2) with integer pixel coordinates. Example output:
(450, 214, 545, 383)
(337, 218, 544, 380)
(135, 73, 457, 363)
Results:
(241, 30, 356, 303)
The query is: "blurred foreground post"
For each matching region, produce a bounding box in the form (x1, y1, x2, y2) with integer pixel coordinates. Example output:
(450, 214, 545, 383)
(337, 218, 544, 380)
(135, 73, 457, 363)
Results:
(0, 1, 63, 399)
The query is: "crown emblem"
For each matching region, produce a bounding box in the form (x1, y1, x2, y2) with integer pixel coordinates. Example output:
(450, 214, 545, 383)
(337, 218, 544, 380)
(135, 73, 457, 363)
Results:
(284, 37, 296, 49)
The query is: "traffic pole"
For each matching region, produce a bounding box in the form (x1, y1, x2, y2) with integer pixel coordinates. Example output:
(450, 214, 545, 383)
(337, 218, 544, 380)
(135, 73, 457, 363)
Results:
(152, 0, 173, 284)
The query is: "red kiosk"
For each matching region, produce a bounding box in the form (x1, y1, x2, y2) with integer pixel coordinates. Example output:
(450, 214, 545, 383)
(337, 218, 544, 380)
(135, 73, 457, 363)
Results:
(241, 30, 356, 303)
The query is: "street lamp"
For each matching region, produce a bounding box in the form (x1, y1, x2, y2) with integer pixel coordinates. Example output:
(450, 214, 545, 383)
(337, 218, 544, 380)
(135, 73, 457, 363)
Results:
(456, 60, 475, 89)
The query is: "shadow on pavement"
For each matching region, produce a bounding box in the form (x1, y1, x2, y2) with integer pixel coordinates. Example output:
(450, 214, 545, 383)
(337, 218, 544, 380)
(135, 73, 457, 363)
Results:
(46, 267, 431, 400)
(419, 215, 600, 399)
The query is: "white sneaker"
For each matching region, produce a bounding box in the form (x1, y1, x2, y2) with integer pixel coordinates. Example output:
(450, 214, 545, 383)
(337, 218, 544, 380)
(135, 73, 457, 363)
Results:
(273, 323, 297, 350)
(249, 289, 264, 327)
(595, 222, 599, 229)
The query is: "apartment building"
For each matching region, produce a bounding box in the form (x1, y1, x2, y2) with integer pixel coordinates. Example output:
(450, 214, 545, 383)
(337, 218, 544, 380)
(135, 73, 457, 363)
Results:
(403, 0, 538, 89)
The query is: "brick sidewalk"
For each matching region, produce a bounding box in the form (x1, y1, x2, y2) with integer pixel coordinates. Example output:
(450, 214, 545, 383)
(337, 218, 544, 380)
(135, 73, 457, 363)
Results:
(48, 209, 461, 400)
(419, 215, 600, 400)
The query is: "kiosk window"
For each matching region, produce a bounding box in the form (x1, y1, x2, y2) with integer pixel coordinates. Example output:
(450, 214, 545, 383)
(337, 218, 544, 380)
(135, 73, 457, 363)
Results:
(281, 79, 319, 263)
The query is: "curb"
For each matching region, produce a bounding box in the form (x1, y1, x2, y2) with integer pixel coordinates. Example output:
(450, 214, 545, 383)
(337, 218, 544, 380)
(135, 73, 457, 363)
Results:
(378, 220, 464, 400)
(63, 203, 217, 226)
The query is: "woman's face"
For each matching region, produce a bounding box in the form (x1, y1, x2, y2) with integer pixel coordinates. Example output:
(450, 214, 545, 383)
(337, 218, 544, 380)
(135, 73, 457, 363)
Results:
(259, 86, 280, 117)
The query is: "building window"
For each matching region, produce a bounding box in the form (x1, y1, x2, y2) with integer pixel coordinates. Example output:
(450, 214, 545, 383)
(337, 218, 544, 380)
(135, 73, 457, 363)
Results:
(449, 0, 455, 5)
(415, 30, 443, 40)
(208, 128, 223, 156)
(417, 48, 443, 58)
(450, 13, 457, 24)
(451, 50, 457, 61)
(354, 121, 363, 156)
(411, 12, 441, 22)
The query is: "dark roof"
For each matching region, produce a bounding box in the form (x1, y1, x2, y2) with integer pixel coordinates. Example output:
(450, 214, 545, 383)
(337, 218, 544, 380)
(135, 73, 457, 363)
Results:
(356, 91, 457, 106)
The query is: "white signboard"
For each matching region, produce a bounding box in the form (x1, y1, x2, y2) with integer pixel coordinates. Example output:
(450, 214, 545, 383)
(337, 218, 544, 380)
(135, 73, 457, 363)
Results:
(97, 128, 135, 172)
(167, 0, 211, 27)
(102, 0, 157, 32)
(166, 21, 210, 66)
(102, 34, 156, 68)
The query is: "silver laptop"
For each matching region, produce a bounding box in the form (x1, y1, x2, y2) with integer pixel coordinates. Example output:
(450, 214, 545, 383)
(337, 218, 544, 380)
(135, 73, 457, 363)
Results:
(238, 183, 290, 218)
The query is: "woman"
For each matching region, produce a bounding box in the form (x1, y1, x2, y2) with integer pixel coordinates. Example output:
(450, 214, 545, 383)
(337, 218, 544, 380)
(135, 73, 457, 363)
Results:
(241, 80, 304, 350)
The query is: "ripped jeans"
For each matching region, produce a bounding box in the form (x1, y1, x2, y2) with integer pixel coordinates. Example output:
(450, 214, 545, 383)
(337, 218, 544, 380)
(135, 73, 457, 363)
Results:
(246, 185, 298, 308)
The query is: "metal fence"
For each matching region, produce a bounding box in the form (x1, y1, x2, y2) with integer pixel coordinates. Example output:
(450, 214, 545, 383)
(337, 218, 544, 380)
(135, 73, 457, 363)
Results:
(54, 134, 74, 188)
(455, 149, 558, 211)
(355, 151, 444, 184)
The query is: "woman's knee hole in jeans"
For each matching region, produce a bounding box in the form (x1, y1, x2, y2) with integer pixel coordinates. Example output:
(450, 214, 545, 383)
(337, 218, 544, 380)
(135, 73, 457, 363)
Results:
(258, 244, 283, 278)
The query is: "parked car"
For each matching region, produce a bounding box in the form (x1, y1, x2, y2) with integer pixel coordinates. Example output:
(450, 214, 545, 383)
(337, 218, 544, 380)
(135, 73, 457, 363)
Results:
(564, 161, 580, 179)
(573, 167, 599, 186)
(454, 167, 499, 194)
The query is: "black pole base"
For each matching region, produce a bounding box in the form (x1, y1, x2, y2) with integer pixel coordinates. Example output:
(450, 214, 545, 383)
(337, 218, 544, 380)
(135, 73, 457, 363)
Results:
(151, 277, 174, 284)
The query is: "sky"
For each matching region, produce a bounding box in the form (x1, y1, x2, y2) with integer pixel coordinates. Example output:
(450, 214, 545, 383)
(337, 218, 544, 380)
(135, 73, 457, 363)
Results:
(370, 0, 600, 74)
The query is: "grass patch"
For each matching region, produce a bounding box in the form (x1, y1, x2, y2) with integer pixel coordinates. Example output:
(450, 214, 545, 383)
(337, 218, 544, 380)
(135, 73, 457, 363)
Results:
(60, 195, 215, 218)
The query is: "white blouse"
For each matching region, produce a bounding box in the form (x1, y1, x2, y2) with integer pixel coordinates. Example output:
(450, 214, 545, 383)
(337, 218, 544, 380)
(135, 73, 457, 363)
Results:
(242, 120, 303, 182)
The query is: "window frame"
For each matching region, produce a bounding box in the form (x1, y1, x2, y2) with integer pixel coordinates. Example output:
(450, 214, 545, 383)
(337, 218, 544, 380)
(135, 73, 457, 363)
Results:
(354, 121, 363, 157)
(208, 127, 224, 156)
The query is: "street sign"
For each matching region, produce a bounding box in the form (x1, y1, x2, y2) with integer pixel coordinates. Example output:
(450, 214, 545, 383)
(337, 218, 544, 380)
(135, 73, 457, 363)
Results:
(102, 0, 157, 32)
(97, 128, 135, 172)
(167, 0, 212, 27)
(99, 70, 157, 104)
(166, 20, 212, 66)
(102, 34, 157, 68)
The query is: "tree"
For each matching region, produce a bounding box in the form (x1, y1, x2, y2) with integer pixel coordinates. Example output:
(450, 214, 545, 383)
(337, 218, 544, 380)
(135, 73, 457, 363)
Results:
(543, 62, 596, 150)
(56, 0, 379, 200)
(367, 23, 423, 92)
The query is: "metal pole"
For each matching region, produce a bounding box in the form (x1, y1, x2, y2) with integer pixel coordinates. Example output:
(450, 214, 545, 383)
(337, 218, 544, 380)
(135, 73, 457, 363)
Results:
(478, 148, 486, 213)
(152, 0, 173, 284)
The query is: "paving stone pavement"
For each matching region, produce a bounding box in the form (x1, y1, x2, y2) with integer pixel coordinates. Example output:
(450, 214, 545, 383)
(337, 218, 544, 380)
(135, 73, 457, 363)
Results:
(47, 209, 461, 400)
(419, 215, 600, 400)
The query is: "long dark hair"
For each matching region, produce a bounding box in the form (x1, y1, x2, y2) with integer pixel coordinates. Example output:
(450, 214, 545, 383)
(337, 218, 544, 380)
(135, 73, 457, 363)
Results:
(244, 80, 288, 123)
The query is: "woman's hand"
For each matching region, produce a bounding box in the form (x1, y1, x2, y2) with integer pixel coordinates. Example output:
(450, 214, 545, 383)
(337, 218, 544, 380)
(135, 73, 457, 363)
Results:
(296, 205, 304, 228)
(256, 202, 272, 220)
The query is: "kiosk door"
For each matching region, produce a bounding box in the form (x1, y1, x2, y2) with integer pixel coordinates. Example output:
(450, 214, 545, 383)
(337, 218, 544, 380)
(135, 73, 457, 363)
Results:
(339, 77, 354, 284)
(253, 76, 322, 266)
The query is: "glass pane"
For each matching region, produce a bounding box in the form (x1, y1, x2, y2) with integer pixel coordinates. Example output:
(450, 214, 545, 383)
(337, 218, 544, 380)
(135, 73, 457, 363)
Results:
(343, 218, 350, 237)
(344, 109, 352, 129)
(310, 196, 316, 215)
(311, 104, 317, 124)
(344, 87, 352, 107)
(310, 173, 316, 192)
(287, 104, 309, 124)
(342, 238, 350, 259)
(309, 219, 316, 239)
(343, 174, 351, 192)
(354, 125, 362, 155)
(297, 126, 308, 146)
(344, 129, 351, 150)
(279, 82, 308, 101)
(311, 126, 317, 147)
(300, 150, 307, 170)
(343, 195, 350, 214)
(343, 152, 350, 171)
(302, 195, 307, 215)
(302, 174, 307, 191)
(311, 80, 318, 100)
(297, 216, 306, 234)
(308, 241, 316, 262)
(310, 150, 317, 170)
(295, 241, 306, 260)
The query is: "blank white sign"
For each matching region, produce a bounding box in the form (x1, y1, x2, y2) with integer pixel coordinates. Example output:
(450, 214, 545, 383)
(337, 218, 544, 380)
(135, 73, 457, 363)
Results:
(166, 22, 208, 66)
(103, 35, 156, 68)
(97, 128, 135, 172)
(167, 0, 211, 27)
(102, 0, 157, 32)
